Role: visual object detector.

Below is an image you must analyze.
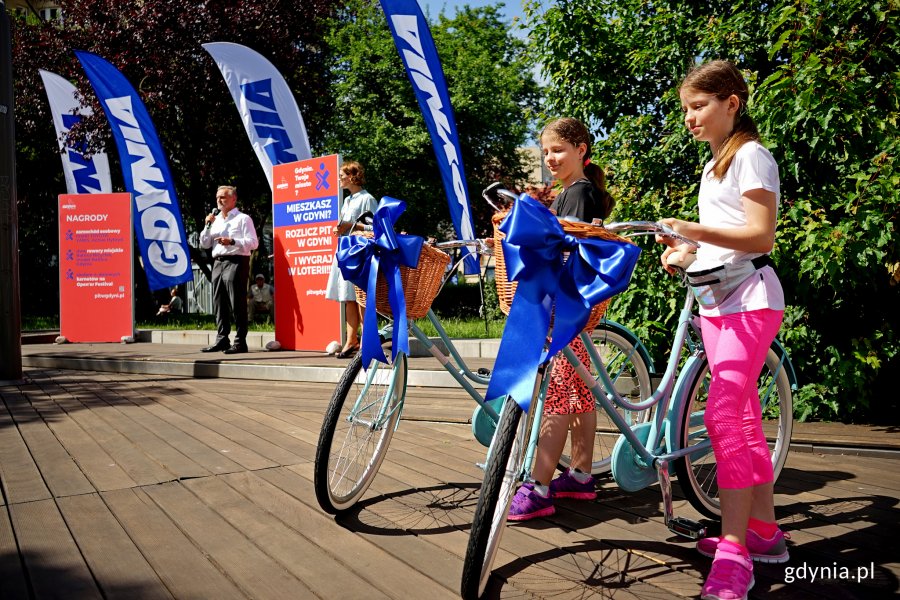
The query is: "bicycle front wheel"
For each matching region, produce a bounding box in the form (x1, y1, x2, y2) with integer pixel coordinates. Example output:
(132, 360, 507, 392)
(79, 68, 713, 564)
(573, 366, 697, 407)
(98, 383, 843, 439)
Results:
(461, 396, 535, 600)
(313, 347, 407, 514)
(559, 325, 653, 476)
(673, 347, 794, 519)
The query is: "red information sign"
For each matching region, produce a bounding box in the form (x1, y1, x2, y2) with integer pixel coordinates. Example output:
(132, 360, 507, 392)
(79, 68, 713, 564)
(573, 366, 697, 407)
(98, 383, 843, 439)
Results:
(58, 193, 134, 342)
(272, 155, 342, 350)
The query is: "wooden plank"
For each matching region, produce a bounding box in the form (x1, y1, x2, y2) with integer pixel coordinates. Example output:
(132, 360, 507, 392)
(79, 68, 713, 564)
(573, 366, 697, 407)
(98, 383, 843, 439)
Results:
(101, 488, 247, 600)
(298, 445, 680, 600)
(42, 391, 176, 488)
(2, 392, 95, 497)
(75, 389, 210, 481)
(0, 398, 51, 504)
(87, 378, 244, 476)
(112, 387, 270, 473)
(791, 421, 900, 449)
(0, 506, 29, 599)
(253, 466, 459, 600)
(148, 391, 297, 467)
(19, 386, 138, 492)
(8, 498, 102, 599)
(141, 481, 311, 600)
(7, 368, 899, 600)
(56, 494, 174, 600)
(158, 388, 314, 464)
(185, 474, 390, 600)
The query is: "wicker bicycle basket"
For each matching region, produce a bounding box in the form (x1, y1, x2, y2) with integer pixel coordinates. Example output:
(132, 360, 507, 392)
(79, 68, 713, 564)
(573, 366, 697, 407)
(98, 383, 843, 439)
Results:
(353, 235, 451, 319)
(492, 211, 635, 332)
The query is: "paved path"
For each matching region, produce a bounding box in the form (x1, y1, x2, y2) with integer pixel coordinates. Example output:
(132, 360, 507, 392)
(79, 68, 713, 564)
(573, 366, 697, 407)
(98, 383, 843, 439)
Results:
(0, 366, 897, 599)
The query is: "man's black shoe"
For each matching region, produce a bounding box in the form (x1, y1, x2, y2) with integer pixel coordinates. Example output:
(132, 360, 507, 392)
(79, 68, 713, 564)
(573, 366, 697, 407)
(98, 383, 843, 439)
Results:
(223, 343, 249, 355)
(202, 340, 230, 353)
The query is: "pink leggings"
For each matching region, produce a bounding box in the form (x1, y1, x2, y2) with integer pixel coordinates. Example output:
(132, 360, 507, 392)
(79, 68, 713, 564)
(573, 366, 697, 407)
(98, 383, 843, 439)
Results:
(701, 309, 784, 489)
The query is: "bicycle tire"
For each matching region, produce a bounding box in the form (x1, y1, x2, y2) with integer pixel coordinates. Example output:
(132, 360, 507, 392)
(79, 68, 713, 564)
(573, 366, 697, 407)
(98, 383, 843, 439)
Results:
(461, 396, 534, 600)
(558, 325, 653, 476)
(673, 347, 793, 519)
(313, 347, 407, 514)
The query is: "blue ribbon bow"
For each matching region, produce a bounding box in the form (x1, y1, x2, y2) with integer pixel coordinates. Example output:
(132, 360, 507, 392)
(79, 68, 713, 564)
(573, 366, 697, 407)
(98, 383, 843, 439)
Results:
(336, 196, 424, 367)
(485, 194, 642, 412)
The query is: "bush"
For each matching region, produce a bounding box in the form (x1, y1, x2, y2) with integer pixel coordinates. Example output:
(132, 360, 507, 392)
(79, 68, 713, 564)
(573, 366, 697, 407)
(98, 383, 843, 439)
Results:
(527, 0, 900, 424)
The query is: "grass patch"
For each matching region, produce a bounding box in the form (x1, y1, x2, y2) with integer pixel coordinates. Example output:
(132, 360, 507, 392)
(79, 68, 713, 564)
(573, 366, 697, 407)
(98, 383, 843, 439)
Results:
(412, 316, 504, 338)
(24, 313, 503, 338)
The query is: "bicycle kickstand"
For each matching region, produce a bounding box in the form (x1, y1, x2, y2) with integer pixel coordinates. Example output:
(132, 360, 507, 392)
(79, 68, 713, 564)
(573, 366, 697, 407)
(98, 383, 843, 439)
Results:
(656, 458, 708, 539)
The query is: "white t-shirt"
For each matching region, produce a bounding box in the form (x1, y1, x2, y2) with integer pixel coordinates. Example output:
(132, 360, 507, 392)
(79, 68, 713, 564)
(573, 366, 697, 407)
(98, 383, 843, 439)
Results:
(694, 141, 785, 316)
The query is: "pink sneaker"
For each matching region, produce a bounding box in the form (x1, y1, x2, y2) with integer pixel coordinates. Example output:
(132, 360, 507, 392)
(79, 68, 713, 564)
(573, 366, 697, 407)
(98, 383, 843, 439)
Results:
(697, 529, 790, 564)
(507, 483, 555, 521)
(549, 468, 597, 500)
(701, 544, 755, 600)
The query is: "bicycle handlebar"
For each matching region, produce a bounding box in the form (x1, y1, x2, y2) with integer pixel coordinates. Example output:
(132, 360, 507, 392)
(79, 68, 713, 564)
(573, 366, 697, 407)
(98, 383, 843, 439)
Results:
(604, 221, 700, 248)
(480, 185, 701, 249)
(433, 238, 493, 255)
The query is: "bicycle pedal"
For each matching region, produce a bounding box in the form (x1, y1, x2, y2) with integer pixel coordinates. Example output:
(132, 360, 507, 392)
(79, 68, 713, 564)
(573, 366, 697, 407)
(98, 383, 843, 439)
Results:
(668, 517, 707, 540)
(476, 368, 491, 376)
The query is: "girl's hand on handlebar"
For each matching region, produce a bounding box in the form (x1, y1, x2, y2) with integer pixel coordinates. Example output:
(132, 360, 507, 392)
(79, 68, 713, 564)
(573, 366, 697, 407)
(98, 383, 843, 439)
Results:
(658, 217, 702, 242)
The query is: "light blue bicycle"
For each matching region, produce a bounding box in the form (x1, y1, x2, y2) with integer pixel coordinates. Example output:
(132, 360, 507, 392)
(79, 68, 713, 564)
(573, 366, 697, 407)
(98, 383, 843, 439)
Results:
(461, 220, 795, 600)
(312, 244, 657, 515)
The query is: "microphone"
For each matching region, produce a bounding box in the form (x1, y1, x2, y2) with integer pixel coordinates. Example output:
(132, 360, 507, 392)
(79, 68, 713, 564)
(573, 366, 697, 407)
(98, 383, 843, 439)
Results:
(206, 207, 219, 228)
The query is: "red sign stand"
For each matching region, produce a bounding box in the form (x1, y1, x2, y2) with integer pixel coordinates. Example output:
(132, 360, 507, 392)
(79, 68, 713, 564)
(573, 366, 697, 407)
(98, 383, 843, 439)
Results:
(58, 193, 134, 342)
(272, 155, 342, 350)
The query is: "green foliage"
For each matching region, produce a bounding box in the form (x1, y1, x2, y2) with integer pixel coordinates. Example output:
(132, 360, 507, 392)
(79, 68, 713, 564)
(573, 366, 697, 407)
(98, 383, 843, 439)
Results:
(526, 0, 900, 423)
(10, 0, 336, 318)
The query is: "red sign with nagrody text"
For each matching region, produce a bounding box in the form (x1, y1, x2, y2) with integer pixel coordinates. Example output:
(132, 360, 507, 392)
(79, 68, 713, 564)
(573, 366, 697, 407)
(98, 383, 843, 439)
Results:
(58, 193, 134, 342)
(272, 155, 342, 350)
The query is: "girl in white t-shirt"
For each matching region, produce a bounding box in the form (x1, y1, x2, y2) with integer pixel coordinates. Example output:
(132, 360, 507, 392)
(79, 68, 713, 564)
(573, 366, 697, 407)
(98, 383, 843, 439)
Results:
(657, 60, 788, 600)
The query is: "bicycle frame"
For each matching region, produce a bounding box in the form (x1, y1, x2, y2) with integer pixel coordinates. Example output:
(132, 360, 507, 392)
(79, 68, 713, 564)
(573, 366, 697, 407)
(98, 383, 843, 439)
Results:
(566, 286, 707, 458)
(407, 311, 499, 423)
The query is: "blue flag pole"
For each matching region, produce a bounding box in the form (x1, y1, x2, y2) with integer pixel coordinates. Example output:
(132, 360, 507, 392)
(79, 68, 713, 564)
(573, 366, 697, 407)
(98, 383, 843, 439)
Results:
(379, 0, 479, 274)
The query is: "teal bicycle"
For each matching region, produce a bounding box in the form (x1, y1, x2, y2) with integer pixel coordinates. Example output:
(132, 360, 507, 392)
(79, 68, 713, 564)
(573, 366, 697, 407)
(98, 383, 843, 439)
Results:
(460, 220, 795, 600)
(313, 242, 656, 514)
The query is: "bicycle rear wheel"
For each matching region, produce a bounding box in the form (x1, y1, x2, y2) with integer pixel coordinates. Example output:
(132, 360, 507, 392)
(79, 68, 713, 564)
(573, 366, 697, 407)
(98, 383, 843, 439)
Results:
(461, 396, 535, 600)
(673, 347, 793, 519)
(559, 325, 653, 476)
(314, 347, 407, 514)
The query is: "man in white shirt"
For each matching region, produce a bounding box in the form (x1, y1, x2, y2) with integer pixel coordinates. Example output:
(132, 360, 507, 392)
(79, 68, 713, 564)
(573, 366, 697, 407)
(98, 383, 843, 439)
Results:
(198, 185, 259, 354)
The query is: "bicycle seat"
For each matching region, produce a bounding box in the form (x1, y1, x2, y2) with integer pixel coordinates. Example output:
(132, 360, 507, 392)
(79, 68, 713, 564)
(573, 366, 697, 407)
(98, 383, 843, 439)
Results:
(666, 251, 697, 270)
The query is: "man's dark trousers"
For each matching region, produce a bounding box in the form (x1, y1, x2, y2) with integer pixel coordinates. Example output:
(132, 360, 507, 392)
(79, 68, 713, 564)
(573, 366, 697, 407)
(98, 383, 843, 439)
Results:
(211, 255, 250, 347)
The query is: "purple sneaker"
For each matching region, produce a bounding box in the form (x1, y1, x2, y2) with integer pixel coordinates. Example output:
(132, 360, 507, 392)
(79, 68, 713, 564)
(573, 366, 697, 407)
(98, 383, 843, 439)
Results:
(507, 483, 555, 521)
(549, 468, 597, 500)
(697, 529, 790, 564)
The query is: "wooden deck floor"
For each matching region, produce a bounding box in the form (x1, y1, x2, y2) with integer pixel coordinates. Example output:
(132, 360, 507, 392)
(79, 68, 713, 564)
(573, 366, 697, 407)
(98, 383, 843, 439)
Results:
(0, 369, 897, 599)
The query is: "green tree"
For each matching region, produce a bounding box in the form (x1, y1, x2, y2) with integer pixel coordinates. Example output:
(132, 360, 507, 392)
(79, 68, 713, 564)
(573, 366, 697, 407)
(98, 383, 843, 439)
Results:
(11, 0, 335, 317)
(322, 0, 541, 238)
(526, 0, 900, 422)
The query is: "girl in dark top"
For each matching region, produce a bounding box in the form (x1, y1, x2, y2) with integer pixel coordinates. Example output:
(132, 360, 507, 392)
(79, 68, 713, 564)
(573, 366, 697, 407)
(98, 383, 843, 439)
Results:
(508, 117, 615, 520)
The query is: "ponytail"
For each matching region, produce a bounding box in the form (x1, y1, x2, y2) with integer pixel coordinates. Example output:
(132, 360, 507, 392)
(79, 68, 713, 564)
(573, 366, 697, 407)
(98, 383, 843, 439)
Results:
(584, 162, 615, 219)
(710, 112, 760, 180)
